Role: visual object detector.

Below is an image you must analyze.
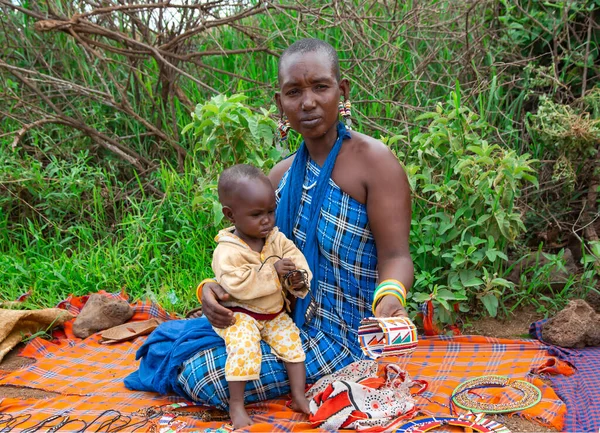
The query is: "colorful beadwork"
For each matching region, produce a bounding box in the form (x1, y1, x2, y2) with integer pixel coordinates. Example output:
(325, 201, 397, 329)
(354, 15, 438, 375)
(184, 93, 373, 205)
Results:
(278, 115, 290, 142)
(338, 99, 353, 129)
(393, 413, 512, 433)
(358, 316, 417, 359)
(451, 375, 542, 414)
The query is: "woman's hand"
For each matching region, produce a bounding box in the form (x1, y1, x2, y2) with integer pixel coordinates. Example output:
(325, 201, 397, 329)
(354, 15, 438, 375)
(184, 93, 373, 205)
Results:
(201, 282, 235, 328)
(374, 295, 408, 318)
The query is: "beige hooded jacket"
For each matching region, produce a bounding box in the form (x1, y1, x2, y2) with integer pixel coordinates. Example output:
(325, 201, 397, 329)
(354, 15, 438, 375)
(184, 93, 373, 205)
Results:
(212, 227, 312, 314)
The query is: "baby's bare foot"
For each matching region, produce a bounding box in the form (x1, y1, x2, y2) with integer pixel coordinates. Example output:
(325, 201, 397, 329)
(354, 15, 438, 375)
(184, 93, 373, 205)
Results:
(290, 396, 311, 415)
(229, 403, 253, 430)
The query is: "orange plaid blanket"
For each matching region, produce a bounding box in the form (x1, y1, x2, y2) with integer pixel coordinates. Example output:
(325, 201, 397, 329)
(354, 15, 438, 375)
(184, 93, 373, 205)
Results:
(0, 295, 566, 432)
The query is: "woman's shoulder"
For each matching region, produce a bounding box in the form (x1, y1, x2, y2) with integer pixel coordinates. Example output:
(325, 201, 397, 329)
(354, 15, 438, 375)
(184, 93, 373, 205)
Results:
(341, 131, 405, 179)
(347, 131, 397, 161)
(269, 154, 295, 188)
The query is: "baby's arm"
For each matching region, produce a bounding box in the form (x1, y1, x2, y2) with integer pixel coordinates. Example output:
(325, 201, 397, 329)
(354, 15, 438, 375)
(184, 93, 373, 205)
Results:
(278, 235, 312, 298)
(213, 247, 281, 301)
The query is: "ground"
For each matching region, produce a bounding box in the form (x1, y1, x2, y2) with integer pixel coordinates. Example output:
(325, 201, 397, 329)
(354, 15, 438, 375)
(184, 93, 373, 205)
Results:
(0, 307, 557, 432)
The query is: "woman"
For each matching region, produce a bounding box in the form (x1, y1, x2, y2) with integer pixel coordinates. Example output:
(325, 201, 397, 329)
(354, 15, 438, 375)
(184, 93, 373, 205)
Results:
(178, 38, 414, 408)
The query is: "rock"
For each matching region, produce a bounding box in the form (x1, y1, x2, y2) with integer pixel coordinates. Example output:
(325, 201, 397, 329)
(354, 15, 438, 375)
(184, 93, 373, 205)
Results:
(541, 299, 600, 348)
(72, 294, 133, 339)
(585, 289, 600, 314)
(507, 248, 577, 291)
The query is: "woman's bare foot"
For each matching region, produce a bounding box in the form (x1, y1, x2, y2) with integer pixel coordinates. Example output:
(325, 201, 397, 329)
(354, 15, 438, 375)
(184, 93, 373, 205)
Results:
(229, 402, 253, 430)
(290, 395, 311, 415)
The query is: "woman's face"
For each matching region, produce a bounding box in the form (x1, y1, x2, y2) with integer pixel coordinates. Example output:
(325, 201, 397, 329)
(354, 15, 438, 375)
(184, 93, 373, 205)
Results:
(276, 50, 349, 142)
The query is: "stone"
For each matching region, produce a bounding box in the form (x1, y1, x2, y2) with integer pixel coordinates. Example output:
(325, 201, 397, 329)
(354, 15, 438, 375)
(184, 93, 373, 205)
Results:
(72, 294, 133, 339)
(585, 289, 600, 314)
(541, 299, 600, 348)
(507, 248, 577, 291)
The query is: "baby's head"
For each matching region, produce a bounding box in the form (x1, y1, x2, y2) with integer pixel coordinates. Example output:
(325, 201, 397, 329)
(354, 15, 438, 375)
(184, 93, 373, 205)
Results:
(217, 164, 276, 241)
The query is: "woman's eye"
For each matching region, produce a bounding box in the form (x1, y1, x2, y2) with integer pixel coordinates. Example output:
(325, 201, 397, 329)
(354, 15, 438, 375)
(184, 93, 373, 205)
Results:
(286, 89, 299, 96)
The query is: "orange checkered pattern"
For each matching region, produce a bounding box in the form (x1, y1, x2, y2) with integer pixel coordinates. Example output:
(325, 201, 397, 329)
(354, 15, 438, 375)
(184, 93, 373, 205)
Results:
(0, 295, 566, 432)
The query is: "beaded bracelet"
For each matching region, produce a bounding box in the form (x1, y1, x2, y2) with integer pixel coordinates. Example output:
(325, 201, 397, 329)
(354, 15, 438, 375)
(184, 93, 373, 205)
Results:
(371, 279, 407, 314)
(195, 278, 217, 303)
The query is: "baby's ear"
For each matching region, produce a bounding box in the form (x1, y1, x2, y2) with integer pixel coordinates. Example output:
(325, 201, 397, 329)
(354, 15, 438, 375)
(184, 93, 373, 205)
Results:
(222, 206, 235, 223)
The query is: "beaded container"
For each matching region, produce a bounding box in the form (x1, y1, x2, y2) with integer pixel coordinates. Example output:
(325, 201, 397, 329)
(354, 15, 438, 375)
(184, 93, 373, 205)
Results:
(358, 317, 418, 359)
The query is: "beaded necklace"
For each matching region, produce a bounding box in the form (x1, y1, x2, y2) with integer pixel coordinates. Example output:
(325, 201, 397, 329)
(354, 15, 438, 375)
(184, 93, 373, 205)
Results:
(394, 413, 512, 433)
(450, 375, 542, 414)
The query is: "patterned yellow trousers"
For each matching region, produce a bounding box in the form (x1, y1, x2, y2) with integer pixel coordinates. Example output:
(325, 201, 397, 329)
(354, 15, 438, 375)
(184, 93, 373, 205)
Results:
(214, 311, 305, 381)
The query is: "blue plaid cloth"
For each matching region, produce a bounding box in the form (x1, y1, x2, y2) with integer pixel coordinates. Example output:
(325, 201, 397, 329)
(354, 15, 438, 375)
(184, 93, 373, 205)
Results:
(530, 319, 600, 432)
(177, 158, 378, 409)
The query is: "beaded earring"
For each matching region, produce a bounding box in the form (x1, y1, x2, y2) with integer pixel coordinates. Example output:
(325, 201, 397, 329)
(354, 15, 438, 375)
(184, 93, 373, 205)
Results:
(277, 114, 290, 143)
(338, 100, 353, 129)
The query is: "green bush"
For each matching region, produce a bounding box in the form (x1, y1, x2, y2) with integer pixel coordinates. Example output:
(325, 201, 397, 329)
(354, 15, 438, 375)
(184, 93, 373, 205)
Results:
(391, 90, 538, 323)
(183, 93, 283, 226)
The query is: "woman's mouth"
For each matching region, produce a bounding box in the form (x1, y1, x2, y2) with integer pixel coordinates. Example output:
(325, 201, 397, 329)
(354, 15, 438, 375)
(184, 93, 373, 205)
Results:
(300, 117, 321, 127)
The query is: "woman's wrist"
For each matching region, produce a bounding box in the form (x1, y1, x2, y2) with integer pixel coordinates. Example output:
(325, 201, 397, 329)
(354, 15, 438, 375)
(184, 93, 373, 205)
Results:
(196, 278, 217, 303)
(371, 279, 407, 315)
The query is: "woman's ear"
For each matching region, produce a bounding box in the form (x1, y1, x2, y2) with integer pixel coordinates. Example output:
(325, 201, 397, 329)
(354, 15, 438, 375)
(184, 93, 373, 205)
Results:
(222, 206, 235, 223)
(339, 78, 350, 100)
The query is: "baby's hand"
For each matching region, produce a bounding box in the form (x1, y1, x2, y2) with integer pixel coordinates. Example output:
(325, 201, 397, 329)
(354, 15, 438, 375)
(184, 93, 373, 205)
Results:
(274, 258, 296, 279)
(289, 271, 306, 290)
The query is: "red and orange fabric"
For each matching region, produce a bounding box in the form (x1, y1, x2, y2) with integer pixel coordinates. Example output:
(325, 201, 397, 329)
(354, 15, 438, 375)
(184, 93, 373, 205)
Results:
(0, 294, 566, 432)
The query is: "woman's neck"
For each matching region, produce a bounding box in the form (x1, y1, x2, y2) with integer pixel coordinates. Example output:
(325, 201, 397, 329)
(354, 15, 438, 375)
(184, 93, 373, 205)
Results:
(304, 123, 339, 166)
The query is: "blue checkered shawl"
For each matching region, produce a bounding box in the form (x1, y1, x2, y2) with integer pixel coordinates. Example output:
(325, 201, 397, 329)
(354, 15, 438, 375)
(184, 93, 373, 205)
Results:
(177, 135, 379, 409)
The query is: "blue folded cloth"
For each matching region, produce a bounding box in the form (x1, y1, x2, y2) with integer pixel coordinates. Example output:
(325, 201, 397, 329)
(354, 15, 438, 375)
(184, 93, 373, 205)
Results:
(124, 316, 223, 397)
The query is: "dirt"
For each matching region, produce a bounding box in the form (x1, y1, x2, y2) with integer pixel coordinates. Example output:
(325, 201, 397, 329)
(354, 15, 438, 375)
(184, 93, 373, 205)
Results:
(0, 345, 58, 400)
(464, 304, 544, 339)
(0, 308, 559, 431)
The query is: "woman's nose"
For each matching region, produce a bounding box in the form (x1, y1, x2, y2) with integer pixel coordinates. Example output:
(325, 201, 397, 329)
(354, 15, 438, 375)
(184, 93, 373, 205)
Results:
(301, 92, 316, 111)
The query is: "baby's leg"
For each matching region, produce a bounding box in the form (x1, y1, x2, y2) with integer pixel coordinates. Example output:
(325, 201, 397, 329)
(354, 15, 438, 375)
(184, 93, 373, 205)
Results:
(285, 361, 310, 414)
(213, 312, 263, 428)
(261, 313, 310, 414)
(228, 380, 252, 429)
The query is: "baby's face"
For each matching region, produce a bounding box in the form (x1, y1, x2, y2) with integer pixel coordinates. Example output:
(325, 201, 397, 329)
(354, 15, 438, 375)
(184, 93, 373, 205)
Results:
(230, 179, 276, 241)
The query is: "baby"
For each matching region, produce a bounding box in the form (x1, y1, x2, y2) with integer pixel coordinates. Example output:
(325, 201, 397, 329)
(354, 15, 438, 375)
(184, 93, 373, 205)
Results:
(211, 163, 312, 429)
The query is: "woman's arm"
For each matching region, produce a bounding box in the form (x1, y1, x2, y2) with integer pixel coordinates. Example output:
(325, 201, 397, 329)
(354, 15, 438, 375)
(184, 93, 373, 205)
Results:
(200, 283, 235, 328)
(363, 139, 414, 318)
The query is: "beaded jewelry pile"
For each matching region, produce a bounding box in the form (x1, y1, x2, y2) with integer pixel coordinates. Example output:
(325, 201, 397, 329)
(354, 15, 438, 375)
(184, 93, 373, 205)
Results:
(358, 316, 418, 359)
(451, 375, 542, 414)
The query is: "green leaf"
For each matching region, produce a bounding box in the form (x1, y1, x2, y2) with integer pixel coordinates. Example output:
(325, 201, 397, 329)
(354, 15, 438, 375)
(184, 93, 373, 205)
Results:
(212, 200, 224, 226)
(411, 292, 431, 302)
(181, 122, 194, 135)
(480, 293, 498, 317)
(459, 270, 484, 287)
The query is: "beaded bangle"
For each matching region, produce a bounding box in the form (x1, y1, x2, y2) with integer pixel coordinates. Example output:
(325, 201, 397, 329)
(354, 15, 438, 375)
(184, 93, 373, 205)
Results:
(379, 279, 408, 296)
(371, 291, 406, 314)
(450, 375, 542, 414)
(195, 278, 217, 303)
(372, 279, 407, 314)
